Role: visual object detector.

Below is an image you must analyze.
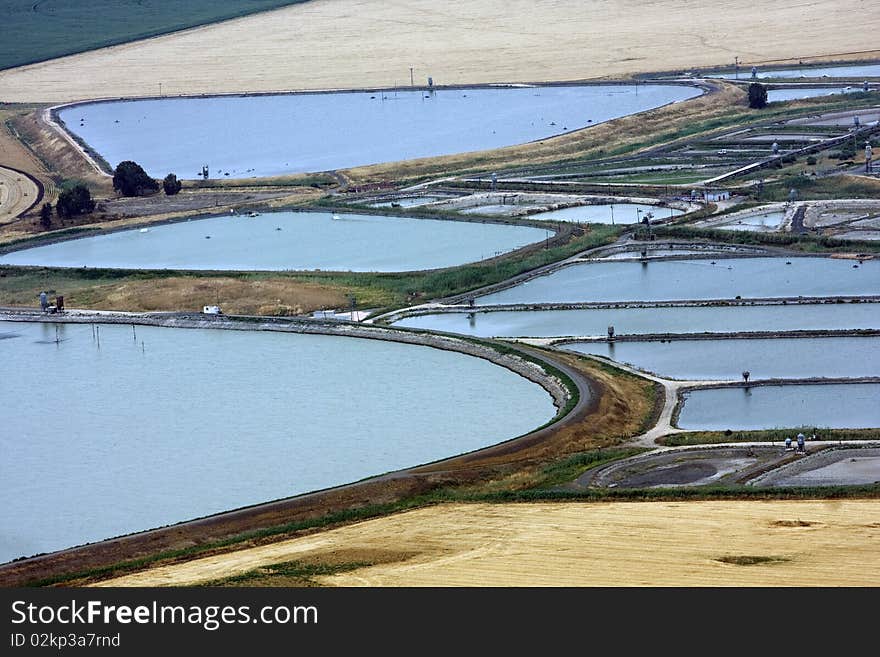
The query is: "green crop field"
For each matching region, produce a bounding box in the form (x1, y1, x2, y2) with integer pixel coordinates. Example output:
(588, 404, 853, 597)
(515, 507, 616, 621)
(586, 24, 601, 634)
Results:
(0, 0, 308, 71)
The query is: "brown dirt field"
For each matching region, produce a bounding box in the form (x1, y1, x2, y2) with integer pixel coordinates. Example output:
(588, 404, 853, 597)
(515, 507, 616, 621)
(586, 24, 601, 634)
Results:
(75, 276, 350, 315)
(0, 106, 56, 210)
(1, 1, 878, 103)
(95, 499, 880, 587)
(0, 166, 39, 224)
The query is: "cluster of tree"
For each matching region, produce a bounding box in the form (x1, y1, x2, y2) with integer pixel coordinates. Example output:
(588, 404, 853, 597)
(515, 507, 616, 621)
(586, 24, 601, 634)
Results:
(113, 160, 159, 196)
(56, 184, 96, 218)
(748, 82, 768, 109)
(39, 160, 183, 230)
(112, 160, 182, 196)
(162, 173, 182, 195)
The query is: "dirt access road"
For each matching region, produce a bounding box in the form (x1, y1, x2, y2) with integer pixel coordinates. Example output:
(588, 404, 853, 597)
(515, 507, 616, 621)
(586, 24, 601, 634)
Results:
(96, 499, 880, 587)
(1, 0, 878, 103)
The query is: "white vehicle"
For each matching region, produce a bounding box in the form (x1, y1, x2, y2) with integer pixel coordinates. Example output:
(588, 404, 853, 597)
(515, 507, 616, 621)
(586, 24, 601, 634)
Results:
(202, 305, 222, 315)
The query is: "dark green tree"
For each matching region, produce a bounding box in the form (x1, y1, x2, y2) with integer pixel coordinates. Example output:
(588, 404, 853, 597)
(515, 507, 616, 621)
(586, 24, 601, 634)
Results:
(39, 202, 53, 229)
(113, 160, 159, 197)
(55, 185, 95, 218)
(748, 82, 768, 109)
(162, 172, 182, 196)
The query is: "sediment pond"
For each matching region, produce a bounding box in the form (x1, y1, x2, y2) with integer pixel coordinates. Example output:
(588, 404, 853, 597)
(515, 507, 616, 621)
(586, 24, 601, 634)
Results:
(710, 63, 880, 79)
(59, 84, 701, 177)
(0, 211, 548, 272)
(676, 383, 880, 430)
(475, 257, 880, 305)
(393, 303, 880, 337)
(768, 87, 858, 102)
(0, 321, 556, 563)
(566, 336, 880, 380)
(528, 203, 684, 223)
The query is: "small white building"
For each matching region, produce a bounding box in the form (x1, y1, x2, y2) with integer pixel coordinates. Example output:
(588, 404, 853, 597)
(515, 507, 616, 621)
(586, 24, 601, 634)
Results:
(703, 189, 731, 202)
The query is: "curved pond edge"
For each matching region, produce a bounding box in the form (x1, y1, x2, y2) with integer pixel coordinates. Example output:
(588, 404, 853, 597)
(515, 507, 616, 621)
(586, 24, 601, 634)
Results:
(0, 309, 573, 413)
(0, 207, 569, 273)
(44, 79, 708, 179)
(0, 309, 596, 583)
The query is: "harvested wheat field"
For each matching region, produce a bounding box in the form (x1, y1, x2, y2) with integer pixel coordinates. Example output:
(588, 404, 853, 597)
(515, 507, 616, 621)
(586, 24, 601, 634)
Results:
(96, 500, 880, 587)
(2, 0, 879, 103)
(0, 166, 39, 224)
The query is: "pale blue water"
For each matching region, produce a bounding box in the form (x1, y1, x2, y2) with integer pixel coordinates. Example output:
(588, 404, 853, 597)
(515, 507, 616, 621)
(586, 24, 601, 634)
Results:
(710, 63, 880, 79)
(714, 211, 785, 232)
(0, 211, 548, 272)
(58, 85, 702, 178)
(393, 303, 880, 337)
(768, 87, 858, 102)
(566, 336, 880, 380)
(529, 203, 684, 224)
(368, 196, 447, 208)
(476, 258, 880, 304)
(677, 383, 880, 430)
(0, 321, 557, 563)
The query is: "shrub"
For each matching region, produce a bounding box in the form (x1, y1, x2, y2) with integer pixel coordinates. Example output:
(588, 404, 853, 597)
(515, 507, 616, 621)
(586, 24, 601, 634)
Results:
(162, 173, 182, 196)
(55, 185, 95, 218)
(748, 82, 768, 109)
(113, 160, 159, 197)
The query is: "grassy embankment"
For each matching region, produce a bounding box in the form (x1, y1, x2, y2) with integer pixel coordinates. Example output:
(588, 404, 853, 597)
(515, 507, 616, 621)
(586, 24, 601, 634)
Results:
(659, 428, 880, 446)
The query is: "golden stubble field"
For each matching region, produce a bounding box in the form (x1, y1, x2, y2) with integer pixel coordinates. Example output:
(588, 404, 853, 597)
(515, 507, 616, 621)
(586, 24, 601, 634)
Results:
(1, 0, 878, 103)
(96, 500, 880, 587)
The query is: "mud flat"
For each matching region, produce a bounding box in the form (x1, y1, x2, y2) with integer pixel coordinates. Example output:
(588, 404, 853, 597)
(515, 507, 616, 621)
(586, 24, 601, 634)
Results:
(750, 447, 880, 487)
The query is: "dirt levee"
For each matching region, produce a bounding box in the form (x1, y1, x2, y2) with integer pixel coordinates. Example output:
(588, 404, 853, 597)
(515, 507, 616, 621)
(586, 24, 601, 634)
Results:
(2, 1, 878, 103)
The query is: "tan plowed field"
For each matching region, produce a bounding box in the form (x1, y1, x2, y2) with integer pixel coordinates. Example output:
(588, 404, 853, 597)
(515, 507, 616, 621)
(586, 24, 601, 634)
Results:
(2, 0, 878, 103)
(96, 500, 880, 587)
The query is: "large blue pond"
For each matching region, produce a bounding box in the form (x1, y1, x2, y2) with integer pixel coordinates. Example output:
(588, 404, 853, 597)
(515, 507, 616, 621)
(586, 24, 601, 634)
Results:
(0, 321, 556, 563)
(58, 84, 701, 178)
(0, 211, 548, 272)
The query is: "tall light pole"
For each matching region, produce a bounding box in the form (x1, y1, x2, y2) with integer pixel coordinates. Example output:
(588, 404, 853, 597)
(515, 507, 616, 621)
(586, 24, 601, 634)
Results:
(734, 56, 739, 80)
(410, 67, 414, 87)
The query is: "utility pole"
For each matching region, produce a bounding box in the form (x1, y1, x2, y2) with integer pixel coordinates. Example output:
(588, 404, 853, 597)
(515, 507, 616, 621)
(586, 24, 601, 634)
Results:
(734, 56, 739, 80)
(410, 67, 414, 87)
